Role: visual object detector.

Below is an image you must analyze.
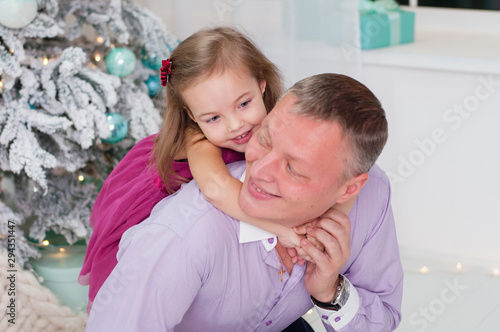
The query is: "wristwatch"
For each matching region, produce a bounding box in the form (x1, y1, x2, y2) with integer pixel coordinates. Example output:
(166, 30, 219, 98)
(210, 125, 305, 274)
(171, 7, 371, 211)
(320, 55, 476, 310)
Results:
(310, 274, 350, 311)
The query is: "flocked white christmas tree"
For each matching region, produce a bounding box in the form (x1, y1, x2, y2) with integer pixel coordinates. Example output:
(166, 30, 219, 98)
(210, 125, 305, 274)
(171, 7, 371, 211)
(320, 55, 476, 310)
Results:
(0, 0, 178, 266)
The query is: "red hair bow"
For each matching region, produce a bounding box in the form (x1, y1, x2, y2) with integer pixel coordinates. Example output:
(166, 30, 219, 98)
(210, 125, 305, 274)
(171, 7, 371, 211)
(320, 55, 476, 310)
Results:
(160, 59, 172, 86)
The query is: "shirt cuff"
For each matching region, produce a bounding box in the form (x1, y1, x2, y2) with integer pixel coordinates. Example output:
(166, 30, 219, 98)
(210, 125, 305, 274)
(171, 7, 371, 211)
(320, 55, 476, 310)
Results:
(314, 277, 359, 330)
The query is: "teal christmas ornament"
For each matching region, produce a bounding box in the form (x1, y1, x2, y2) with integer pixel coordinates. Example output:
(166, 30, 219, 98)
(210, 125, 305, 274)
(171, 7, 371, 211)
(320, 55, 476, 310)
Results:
(101, 113, 128, 143)
(0, 0, 38, 29)
(145, 75, 162, 97)
(105, 47, 137, 77)
(140, 47, 162, 71)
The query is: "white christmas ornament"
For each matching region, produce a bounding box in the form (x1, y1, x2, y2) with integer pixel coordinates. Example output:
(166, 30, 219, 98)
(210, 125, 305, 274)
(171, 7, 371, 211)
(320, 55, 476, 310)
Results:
(0, 0, 38, 29)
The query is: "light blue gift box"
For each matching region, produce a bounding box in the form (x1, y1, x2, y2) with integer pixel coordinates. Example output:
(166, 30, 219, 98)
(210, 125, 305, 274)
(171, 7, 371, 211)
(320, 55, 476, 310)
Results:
(359, 0, 415, 50)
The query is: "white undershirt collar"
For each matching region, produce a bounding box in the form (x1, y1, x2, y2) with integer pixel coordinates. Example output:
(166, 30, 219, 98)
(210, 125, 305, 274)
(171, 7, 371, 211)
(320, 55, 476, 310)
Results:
(237, 170, 277, 252)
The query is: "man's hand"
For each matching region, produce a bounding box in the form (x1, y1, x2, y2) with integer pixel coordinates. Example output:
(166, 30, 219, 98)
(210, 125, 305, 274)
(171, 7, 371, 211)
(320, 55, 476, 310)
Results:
(299, 207, 351, 302)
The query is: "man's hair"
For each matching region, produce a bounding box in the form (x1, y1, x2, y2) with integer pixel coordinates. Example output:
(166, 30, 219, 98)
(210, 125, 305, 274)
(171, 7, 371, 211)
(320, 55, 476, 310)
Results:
(287, 73, 388, 181)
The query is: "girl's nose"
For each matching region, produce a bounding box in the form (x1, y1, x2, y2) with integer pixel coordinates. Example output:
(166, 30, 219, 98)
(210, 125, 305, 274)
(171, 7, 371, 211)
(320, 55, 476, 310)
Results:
(227, 114, 245, 133)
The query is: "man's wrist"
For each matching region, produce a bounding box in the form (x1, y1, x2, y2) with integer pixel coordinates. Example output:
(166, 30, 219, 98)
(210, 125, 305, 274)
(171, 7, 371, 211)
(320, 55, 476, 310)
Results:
(313, 275, 340, 303)
(311, 274, 350, 311)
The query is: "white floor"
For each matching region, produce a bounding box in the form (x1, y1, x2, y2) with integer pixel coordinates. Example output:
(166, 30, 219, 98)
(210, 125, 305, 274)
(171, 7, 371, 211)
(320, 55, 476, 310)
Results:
(302, 251, 500, 332)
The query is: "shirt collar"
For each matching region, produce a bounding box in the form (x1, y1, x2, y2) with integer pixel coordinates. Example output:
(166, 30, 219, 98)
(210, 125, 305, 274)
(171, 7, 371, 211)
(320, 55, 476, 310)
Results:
(237, 170, 277, 252)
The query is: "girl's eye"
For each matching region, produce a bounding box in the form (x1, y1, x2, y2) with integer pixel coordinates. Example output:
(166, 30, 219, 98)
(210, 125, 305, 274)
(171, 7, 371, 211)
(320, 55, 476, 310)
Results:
(239, 100, 251, 108)
(206, 115, 220, 123)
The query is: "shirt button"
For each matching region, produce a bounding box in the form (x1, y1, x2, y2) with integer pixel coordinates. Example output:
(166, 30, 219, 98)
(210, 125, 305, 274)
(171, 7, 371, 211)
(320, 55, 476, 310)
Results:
(266, 320, 272, 326)
(334, 316, 341, 322)
(321, 315, 328, 320)
(268, 238, 274, 244)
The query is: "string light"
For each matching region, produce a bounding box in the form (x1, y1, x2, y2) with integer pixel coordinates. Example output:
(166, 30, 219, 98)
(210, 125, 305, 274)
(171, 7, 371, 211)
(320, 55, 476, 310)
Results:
(59, 248, 66, 253)
(42, 240, 49, 246)
(0, 80, 3, 92)
(9, 49, 14, 53)
(96, 36, 104, 44)
(420, 266, 429, 274)
(456, 263, 462, 272)
(78, 175, 85, 182)
(43, 57, 49, 65)
(94, 52, 101, 62)
(33, 186, 38, 193)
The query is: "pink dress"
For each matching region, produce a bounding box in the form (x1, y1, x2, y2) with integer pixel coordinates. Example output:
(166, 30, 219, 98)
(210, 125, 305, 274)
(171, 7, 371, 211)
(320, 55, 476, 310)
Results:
(78, 134, 244, 312)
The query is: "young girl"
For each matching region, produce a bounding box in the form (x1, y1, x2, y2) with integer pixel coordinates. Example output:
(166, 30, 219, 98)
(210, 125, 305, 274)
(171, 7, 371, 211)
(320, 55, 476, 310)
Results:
(80, 27, 354, 312)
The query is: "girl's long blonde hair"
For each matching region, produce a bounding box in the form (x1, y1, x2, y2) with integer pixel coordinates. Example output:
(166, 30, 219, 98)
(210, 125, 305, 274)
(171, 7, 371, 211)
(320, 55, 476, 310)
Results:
(152, 27, 283, 193)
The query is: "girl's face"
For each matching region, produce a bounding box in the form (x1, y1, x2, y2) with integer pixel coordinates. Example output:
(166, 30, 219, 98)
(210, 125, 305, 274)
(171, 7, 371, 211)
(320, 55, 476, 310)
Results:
(182, 67, 267, 153)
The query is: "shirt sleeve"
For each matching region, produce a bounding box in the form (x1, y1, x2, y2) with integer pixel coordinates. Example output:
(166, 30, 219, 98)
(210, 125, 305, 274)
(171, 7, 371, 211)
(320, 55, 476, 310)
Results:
(85, 223, 202, 332)
(318, 172, 404, 332)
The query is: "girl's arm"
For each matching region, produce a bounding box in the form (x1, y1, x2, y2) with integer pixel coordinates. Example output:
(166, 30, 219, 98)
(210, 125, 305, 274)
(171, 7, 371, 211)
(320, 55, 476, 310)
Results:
(186, 136, 303, 248)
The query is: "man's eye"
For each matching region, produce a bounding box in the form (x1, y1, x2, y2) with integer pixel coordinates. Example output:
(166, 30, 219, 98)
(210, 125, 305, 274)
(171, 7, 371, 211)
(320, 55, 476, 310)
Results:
(287, 164, 302, 177)
(207, 115, 220, 123)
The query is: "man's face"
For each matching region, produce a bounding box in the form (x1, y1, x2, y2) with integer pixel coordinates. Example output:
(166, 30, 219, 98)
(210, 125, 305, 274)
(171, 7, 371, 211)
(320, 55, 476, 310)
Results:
(239, 93, 350, 227)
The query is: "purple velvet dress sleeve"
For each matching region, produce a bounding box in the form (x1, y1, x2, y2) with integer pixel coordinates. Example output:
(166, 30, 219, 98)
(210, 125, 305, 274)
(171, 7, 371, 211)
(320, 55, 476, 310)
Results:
(78, 134, 244, 312)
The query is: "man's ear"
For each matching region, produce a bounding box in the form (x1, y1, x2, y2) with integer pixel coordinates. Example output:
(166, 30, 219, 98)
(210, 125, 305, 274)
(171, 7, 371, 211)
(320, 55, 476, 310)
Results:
(336, 173, 369, 204)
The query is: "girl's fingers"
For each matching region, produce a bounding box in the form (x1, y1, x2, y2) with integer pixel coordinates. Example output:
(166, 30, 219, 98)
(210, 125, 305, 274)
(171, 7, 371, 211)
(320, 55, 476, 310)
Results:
(306, 234, 325, 252)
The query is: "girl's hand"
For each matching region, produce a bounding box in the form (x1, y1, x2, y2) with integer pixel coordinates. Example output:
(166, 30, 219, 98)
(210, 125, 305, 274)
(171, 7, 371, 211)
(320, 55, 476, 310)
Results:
(286, 221, 325, 265)
(277, 227, 305, 249)
(294, 221, 325, 251)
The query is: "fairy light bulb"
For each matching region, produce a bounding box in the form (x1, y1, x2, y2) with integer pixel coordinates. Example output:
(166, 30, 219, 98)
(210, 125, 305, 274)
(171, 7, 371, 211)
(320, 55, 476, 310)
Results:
(95, 53, 101, 62)
(42, 240, 49, 246)
(456, 263, 462, 272)
(43, 57, 49, 65)
(59, 247, 66, 253)
(78, 175, 85, 182)
(96, 36, 104, 44)
(420, 266, 429, 274)
(493, 268, 500, 277)
(0, 80, 3, 92)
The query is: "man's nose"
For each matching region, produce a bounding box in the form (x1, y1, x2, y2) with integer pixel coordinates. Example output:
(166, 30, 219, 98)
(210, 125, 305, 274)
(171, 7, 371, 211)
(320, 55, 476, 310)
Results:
(249, 149, 278, 183)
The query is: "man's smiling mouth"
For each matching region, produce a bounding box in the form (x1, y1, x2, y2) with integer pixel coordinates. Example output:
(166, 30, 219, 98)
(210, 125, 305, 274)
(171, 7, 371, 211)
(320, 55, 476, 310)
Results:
(252, 183, 279, 197)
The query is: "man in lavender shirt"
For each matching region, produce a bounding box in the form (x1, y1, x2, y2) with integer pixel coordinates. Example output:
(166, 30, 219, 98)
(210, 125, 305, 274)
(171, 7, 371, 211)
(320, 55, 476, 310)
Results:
(86, 74, 403, 331)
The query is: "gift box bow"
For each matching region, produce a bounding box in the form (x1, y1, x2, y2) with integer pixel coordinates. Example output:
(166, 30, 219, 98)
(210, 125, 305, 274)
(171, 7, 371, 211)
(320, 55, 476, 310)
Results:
(359, 0, 405, 46)
(359, 0, 402, 15)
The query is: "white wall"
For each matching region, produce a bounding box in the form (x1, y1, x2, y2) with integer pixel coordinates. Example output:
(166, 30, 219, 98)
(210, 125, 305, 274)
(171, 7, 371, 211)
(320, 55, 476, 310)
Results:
(368, 65, 500, 263)
(136, 1, 500, 264)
